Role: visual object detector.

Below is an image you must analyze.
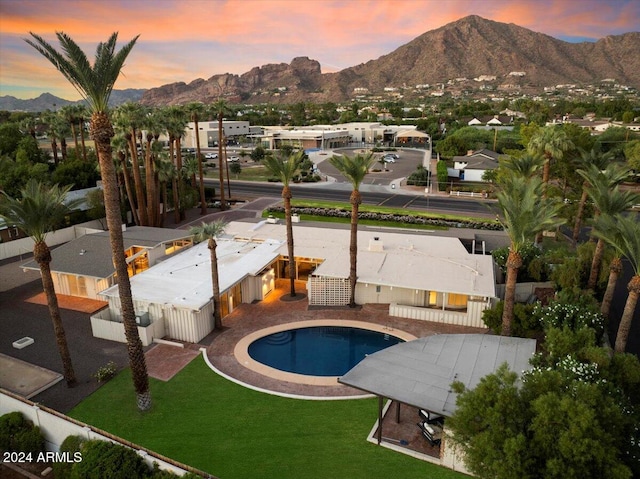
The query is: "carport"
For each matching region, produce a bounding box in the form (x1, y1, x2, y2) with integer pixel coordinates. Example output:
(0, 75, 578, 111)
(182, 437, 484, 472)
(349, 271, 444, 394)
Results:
(339, 334, 536, 446)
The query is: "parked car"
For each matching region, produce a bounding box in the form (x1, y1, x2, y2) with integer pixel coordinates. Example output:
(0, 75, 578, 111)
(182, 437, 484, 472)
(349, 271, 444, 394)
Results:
(205, 153, 218, 159)
(382, 155, 396, 163)
(228, 156, 240, 162)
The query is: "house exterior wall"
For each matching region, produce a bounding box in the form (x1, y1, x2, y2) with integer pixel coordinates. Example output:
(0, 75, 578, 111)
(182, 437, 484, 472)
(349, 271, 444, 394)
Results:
(52, 272, 113, 300)
(163, 302, 214, 343)
(242, 269, 275, 303)
(459, 169, 485, 182)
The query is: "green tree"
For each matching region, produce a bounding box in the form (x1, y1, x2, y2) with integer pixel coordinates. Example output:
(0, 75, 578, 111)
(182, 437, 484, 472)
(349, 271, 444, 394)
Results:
(0, 180, 81, 386)
(189, 221, 227, 330)
(623, 139, 640, 171)
(328, 153, 376, 307)
(528, 125, 575, 194)
(496, 176, 565, 336)
(593, 214, 640, 353)
(210, 99, 232, 211)
(0, 122, 23, 156)
(185, 102, 207, 216)
(262, 151, 304, 297)
(26, 31, 152, 410)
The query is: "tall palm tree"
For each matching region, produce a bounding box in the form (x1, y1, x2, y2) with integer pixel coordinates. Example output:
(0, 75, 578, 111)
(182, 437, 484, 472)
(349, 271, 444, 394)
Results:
(164, 106, 188, 222)
(185, 102, 207, 215)
(155, 154, 175, 228)
(572, 149, 613, 245)
(113, 102, 148, 225)
(593, 214, 640, 353)
(111, 133, 139, 225)
(189, 221, 227, 330)
(579, 165, 638, 291)
(26, 31, 152, 411)
(76, 104, 89, 162)
(500, 152, 544, 178)
(41, 110, 62, 165)
(210, 100, 231, 211)
(262, 150, 304, 297)
(496, 176, 565, 336)
(527, 125, 574, 191)
(328, 152, 376, 307)
(0, 180, 81, 387)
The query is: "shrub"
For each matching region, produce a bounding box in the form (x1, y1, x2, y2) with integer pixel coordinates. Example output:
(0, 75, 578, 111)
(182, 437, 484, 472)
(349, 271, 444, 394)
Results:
(482, 301, 539, 336)
(53, 435, 86, 478)
(0, 411, 45, 454)
(436, 160, 448, 191)
(71, 440, 149, 479)
(94, 361, 117, 382)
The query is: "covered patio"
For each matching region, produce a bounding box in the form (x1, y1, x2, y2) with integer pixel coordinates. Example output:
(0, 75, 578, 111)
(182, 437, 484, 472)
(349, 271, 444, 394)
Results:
(339, 334, 537, 471)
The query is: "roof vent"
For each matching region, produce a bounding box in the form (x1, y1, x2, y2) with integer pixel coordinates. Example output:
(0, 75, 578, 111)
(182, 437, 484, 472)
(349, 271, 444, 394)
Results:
(369, 237, 383, 252)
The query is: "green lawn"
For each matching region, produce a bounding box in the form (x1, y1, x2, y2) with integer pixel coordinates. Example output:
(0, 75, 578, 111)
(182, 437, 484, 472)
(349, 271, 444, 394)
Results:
(70, 359, 466, 479)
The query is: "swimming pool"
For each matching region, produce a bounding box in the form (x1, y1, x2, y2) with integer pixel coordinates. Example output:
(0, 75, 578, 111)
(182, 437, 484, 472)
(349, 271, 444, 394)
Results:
(247, 326, 404, 376)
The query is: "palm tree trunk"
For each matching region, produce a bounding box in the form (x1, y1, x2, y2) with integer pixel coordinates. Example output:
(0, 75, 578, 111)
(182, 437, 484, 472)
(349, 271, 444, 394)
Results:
(217, 114, 227, 211)
(127, 130, 148, 225)
(144, 137, 157, 227)
(51, 138, 59, 166)
(501, 249, 522, 336)
(194, 118, 207, 215)
(34, 241, 76, 387)
(601, 257, 622, 320)
(79, 121, 87, 162)
(283, 188, 296, 297)
(588, 238, 606, 290)
(614, 275, 640, 353)
(160, 182, 168, 227)
(572, 186, 589, 245)
(60, 138, 68, 162)
(118, 152, 139, 226)
(91, 111, 151, 411)
(209, 238, 222, 330)
(348, 190, 361, 307)
(175, 138, 185, 221)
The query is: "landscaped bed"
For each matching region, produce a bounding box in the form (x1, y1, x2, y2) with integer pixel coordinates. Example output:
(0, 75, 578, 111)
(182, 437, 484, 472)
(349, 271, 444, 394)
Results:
(69, 359, 466, 479)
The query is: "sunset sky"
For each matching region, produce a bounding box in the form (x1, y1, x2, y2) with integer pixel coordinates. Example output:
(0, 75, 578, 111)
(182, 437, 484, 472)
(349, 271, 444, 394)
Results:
(1, 0, 638, 100)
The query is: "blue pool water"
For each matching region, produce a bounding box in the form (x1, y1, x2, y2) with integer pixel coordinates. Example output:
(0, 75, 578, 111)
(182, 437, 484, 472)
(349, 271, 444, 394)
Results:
(247, 326, 403, 376)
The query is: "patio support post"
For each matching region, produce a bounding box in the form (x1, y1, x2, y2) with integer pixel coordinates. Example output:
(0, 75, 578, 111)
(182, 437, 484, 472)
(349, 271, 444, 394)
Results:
(377, 396, 383, 445)
(395, 400, 401, 423)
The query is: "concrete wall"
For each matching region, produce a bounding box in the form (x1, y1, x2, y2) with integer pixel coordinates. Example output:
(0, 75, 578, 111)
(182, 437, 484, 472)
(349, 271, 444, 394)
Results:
(495, 281, 554, 302)
(0, 220, 105, 261)
(90, 308, 164, 347)
(0, 390, 198, 476)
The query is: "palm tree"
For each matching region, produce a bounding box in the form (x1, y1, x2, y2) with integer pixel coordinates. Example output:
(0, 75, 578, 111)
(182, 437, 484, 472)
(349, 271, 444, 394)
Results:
(26, 31, 152, 411)
(499, 152, 544, 178)
(572, 149, 613, 245)
(113, 102, 148, 225)
(189, 221, 228, 330)
(0, 180, 81, 387)
(592, 214, 640, 353)
(111, 133, 139, 225)
(496, 176, 565, 336)
(579, 164, 638, 290)
(155, 154, 175, 228)
(527, 125, 574, 190)
(328, 152, 376, 307)
(185, 102, 207, 215)
(210, 100, 231, 211)
(164, 106, 188, 221)
(262, 150, 304, 297)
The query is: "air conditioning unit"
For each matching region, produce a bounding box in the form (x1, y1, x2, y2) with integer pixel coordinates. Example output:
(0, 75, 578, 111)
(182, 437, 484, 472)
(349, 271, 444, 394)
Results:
(135, 312, 150, 327)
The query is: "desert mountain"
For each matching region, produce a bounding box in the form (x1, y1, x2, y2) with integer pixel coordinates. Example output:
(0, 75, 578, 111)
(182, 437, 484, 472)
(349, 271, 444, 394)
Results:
(0, 89, 146, 113)
(141, 15, 639, 106)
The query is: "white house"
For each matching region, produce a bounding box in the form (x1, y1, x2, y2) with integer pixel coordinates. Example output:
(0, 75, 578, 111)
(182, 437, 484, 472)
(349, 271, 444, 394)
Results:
(451, 149, 502, 182)
(22, 227, 193, 300)
(90, 220, 497, 345)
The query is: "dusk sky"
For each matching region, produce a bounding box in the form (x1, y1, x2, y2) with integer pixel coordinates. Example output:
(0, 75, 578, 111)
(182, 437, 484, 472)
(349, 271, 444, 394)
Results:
(1, 0, 638, 100)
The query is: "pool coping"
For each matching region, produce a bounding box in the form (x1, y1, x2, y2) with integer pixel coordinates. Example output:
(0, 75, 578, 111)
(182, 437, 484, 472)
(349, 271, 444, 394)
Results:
(233, 320, 417, 387)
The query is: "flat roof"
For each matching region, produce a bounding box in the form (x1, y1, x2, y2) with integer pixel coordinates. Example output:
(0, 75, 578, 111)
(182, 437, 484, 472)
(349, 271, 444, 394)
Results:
(227, 221, 496, 298)
(339, 334, 536, 416)
(99, 237, 283, 310)
(21, 226, 193, 279)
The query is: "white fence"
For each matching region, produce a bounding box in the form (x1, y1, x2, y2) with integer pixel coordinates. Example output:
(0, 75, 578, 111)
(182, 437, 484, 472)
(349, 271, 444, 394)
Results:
(90, 308, 164, 347)
(389, 301, 489, 329)
(0, 389, 210, 477)
(0, 220, 105, 261)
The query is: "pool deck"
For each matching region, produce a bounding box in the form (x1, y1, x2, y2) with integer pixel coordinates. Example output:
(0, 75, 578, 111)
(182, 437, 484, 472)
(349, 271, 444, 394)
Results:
(204, 280, 489, 399)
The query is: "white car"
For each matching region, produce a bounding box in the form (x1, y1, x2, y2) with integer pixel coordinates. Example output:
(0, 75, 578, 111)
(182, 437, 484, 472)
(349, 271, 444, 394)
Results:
(205, 153, 218, 160)
(228, 156, 240, 162)
(382, 155, 396, 163)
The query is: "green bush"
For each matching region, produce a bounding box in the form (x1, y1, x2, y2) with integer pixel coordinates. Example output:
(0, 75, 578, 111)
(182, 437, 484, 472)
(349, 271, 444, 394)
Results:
(71, 440, 149, 479)
(53, 435, 86, 478)
(94, 361, 117, 382)
(436, 160, 448, 191)
(0, 411, 45, 454)
(482, 301, 539, 336)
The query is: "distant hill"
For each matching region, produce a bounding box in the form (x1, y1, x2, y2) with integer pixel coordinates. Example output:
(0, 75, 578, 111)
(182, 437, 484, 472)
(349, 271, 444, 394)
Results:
(0, 89, 146, 112)
(140, 15, 640, 105)
(6, 16, 639, 109)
